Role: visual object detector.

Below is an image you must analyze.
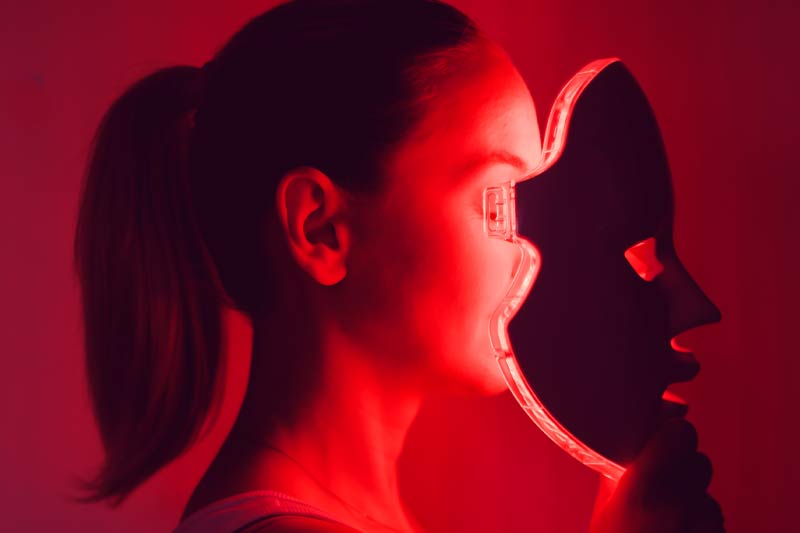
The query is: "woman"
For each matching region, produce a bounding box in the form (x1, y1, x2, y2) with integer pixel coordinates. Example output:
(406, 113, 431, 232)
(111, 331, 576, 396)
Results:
(73, 1, 722, 531)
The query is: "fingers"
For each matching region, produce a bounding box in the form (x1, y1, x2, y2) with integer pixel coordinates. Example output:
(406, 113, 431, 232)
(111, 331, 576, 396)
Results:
(595, 419, 726, 533)
(685, 493, 726, 533)
(644, 450, 713, 507)
(622, 418, 699, 500)
(683, 452, 714, 497)
(594, 474, 620, 510)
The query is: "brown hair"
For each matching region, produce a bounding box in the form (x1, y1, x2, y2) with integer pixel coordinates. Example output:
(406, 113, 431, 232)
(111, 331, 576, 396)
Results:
(72, 0, 483, 507)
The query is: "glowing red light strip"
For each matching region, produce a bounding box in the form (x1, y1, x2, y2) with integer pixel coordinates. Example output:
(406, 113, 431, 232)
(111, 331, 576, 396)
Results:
(490, 57, 627, 482)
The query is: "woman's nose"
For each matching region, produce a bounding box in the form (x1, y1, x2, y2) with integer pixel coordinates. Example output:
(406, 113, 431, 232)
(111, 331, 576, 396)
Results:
(664, 257, 722, 338)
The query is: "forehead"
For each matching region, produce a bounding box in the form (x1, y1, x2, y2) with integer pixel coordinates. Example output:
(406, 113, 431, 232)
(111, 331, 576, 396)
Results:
(382, 43, 542, 193)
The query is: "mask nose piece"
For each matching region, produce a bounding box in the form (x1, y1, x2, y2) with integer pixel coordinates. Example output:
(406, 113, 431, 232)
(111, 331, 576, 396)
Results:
(667, 261, 722, 338)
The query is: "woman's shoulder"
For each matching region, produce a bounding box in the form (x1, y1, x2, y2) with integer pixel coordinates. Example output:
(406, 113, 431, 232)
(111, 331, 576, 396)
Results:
(174, 490, 361, 533)
(240, 514, 361, 532)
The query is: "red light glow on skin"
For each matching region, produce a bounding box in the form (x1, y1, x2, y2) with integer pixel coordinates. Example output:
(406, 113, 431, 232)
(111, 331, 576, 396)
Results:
(350, 40, 543, 397)
(208, 38, 547, 532)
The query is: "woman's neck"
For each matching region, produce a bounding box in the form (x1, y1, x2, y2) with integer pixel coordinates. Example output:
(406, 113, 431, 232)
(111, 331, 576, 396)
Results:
(211, 314, 426, 531)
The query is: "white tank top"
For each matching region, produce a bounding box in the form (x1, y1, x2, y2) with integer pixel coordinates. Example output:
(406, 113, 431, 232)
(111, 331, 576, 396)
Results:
(173, 490, 363, 532)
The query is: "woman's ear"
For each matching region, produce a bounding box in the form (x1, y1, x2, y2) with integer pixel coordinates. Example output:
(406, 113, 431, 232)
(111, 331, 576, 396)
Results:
(275, 167, 351, 286)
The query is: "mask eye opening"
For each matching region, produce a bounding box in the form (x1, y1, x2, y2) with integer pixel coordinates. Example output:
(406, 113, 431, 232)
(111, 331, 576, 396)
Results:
(624, 236, 664, 281)
(483, 182, 516, 241)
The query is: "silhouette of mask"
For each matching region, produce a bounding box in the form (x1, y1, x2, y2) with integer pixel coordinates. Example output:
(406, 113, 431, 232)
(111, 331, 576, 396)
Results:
(486, 58, 721, 481)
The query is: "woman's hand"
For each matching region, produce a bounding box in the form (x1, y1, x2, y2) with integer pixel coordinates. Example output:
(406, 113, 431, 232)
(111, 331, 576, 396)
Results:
(589, 418, 725, 533)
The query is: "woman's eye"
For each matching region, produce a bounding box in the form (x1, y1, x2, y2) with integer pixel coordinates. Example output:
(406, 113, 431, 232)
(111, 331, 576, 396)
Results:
(472, 200, 484, 219)
(624, 237, 664, 281)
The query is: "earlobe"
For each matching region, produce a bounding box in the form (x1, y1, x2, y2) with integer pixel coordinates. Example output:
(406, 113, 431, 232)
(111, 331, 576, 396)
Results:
(275, 167, 350, 286)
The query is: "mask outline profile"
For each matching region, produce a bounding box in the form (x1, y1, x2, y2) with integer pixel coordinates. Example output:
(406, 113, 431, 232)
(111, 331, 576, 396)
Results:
(484, 57, 630, 482)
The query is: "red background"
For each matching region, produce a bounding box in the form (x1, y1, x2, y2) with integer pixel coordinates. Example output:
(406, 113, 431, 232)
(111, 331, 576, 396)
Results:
(2, 1, 797, 531)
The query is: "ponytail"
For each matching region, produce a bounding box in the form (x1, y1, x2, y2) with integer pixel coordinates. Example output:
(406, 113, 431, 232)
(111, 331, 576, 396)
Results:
(71, 66, 227, 506)
(70, 0, 488, 508)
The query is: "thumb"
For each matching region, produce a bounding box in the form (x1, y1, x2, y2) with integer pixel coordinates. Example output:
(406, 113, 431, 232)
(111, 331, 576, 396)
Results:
(621, 418, 699, 502)
(594, 474, 620, 512)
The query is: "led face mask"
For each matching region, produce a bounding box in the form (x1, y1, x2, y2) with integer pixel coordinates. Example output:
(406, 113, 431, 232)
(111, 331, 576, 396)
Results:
(486, 58, 697, 482)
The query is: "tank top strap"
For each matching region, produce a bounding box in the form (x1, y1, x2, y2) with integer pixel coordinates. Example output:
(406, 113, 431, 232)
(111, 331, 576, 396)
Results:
(174, 489, 362, 532)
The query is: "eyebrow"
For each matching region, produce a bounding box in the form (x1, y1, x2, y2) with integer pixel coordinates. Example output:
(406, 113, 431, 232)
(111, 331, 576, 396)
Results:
(456, 150, 534, 183)
(486, 150, 528, 170)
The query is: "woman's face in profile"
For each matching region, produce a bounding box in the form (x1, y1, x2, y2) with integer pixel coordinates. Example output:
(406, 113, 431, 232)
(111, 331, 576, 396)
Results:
(340, 42, 541, 395)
